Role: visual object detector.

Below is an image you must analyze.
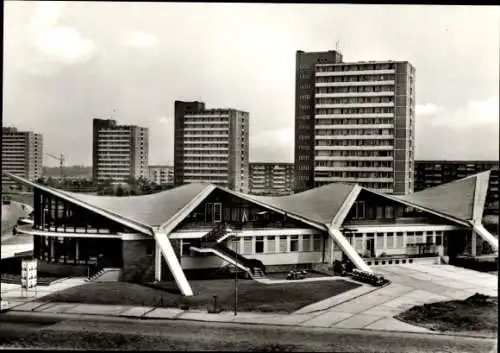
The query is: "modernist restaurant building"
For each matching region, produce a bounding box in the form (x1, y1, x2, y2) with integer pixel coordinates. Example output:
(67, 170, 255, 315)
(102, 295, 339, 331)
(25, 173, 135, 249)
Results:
(6, 171, 498, 296)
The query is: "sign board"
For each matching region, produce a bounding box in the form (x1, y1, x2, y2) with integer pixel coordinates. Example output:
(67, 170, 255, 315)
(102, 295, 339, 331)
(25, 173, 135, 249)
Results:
(21, 259, 37, 289)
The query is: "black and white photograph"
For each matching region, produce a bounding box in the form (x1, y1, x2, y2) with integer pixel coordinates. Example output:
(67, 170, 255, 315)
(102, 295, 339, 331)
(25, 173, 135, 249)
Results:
(1, 2, 498, 351)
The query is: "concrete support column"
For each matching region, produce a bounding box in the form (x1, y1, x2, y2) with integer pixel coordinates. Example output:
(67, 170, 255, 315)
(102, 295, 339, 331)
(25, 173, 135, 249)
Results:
(383, 233, 387, 249)
(75, 239, 79, 261)
(50, 238, 55, 258)
(403, 232, 407, 247)
(362, 233, 367, 252)
(471, 231, 477, 257)
(328, 237, 334, 265)
(155, 241, 162, 281)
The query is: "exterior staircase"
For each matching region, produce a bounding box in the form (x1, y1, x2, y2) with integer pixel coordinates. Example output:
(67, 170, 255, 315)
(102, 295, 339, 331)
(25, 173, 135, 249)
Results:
(193, 222, 267, 281)
(252, 268, 266, 279)
(85, 268, 121, 282)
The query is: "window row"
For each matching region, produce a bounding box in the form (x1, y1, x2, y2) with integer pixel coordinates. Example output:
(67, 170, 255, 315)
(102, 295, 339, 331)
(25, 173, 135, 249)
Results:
(184, 118, 229, 123)
(231, 234, 323, 255)
(316, 75, 395, 83)
(183, 131, 229, 135)
(183, 170, 227, 174)
(183, 144, 228, 148)
(316, 63, 395, 72)
(348, 231, 443, 250)
(316, 129, 393, 136)
(315, 139, 393, 146)
(184, 138, 229, 142)
(316, 161, 393, 168)
(315, 150, 393, 157)
(316, 97, 394, 105)
(316, 86, 395, 94)
(182, 157, 228, 161)
(315, 171, 393, 179)
(317, 118, 393, 125)
(183, 163, 228, 168)
(316, 107, 394, 115)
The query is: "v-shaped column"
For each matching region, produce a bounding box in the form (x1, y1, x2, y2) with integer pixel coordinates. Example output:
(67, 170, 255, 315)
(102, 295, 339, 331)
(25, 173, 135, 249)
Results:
(154, 231, 193, 296)
(327, 226, 373, 273)
(472, 223, 499, 253)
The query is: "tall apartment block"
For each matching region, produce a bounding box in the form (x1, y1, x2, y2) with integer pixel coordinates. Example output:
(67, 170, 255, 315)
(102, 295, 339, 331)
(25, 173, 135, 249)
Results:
(2, 127, 43, 188)
(174, 101, 249, 193)
(92, 119, 149, 185)
(415, 160, 499, 215)
(295, 50, 415, 195)
(249, 162, 294, 196)
(148, 165, 174, 185)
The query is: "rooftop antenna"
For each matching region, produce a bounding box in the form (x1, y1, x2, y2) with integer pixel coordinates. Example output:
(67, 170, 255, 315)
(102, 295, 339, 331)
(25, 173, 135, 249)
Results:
(336, 39, 341, 52)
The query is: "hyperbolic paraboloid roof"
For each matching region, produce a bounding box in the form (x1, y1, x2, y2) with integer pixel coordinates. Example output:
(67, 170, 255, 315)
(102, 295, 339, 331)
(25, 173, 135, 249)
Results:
(4, 170, 491, 234)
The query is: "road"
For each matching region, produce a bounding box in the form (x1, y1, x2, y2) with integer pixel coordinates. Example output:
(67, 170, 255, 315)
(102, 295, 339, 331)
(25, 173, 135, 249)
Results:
(0, 312, 496, 352)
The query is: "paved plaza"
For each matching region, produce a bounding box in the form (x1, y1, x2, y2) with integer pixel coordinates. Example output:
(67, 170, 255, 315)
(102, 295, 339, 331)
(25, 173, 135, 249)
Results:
(2, 264, 498, 335)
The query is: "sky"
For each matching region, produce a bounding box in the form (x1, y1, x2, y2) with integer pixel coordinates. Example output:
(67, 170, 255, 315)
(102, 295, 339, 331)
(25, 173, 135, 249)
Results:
(3, 2, 499, 167)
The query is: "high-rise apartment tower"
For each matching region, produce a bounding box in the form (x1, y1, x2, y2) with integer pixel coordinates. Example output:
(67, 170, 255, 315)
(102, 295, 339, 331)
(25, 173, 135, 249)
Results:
(92, 119, 149, 184)
(2, 127, 43, 188)
(174, 101, 249, 192)
(295, 50, 415, 195)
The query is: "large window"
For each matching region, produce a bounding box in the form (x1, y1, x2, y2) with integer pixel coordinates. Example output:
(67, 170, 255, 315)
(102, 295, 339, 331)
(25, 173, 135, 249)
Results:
(213, 203, 222, 222)
(313, 235, 322, 252)
(290, 236, 299, 252)
(279, 236, 287, 252)
(205, 203, 222, 223)
(396, 232, 404, 248)
(302, 235, 311, 252)
(255, 236, 264, 253)
(266, 236, 276, 253)
(387, 232, 394, 248)
(243, 236, 253, 254)
(376, 233, 384, 248)
(351, 201, 365, 219)
(406, 232, 415, 244)
(355, 235, 363, 250)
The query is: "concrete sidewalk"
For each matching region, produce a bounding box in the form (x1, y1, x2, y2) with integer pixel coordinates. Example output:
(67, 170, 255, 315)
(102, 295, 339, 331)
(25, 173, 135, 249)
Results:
(8, 299, 433, 334)
(2, 263, 497, 337)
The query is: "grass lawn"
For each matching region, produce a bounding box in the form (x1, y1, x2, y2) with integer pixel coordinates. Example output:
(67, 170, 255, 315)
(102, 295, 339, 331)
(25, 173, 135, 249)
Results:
(39, 278, 360, 314)
(395, 293, 498, 335)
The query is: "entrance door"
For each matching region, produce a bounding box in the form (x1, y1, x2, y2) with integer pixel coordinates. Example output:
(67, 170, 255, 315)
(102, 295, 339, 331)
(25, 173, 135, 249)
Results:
(366, 239, 375, 258)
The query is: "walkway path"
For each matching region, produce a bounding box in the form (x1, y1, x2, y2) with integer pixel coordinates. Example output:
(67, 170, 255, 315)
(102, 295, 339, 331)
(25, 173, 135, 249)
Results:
(2, 264, 497, 337)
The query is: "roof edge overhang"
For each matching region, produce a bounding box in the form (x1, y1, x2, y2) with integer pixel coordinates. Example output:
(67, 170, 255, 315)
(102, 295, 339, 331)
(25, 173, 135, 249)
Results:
(364, 188, 471, 228)
(472, 170, 491, 224)
(220, 187, 328, 232)
(3, 172, 154, 236)
(331, 185, 362, 228)
(159, 184, 217, 234)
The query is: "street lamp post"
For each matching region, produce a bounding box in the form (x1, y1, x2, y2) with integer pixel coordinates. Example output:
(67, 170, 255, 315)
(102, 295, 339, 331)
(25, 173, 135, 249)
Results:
(234, 262, 238, 316)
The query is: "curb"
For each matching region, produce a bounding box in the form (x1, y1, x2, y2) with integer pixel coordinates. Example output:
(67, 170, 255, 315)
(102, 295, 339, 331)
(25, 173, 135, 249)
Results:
(2, 308, 495, 339)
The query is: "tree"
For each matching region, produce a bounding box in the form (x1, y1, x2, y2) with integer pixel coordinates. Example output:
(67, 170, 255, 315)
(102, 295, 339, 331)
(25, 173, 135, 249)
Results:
(116, 185, 125, 197)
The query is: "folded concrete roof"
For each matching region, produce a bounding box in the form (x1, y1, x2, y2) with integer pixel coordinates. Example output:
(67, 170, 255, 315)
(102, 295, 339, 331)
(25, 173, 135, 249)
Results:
(391, 171, 490, 222)
(59, 183, 213, 227)
(4, 171, 492, 232)
(245, 183, 357, 225)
